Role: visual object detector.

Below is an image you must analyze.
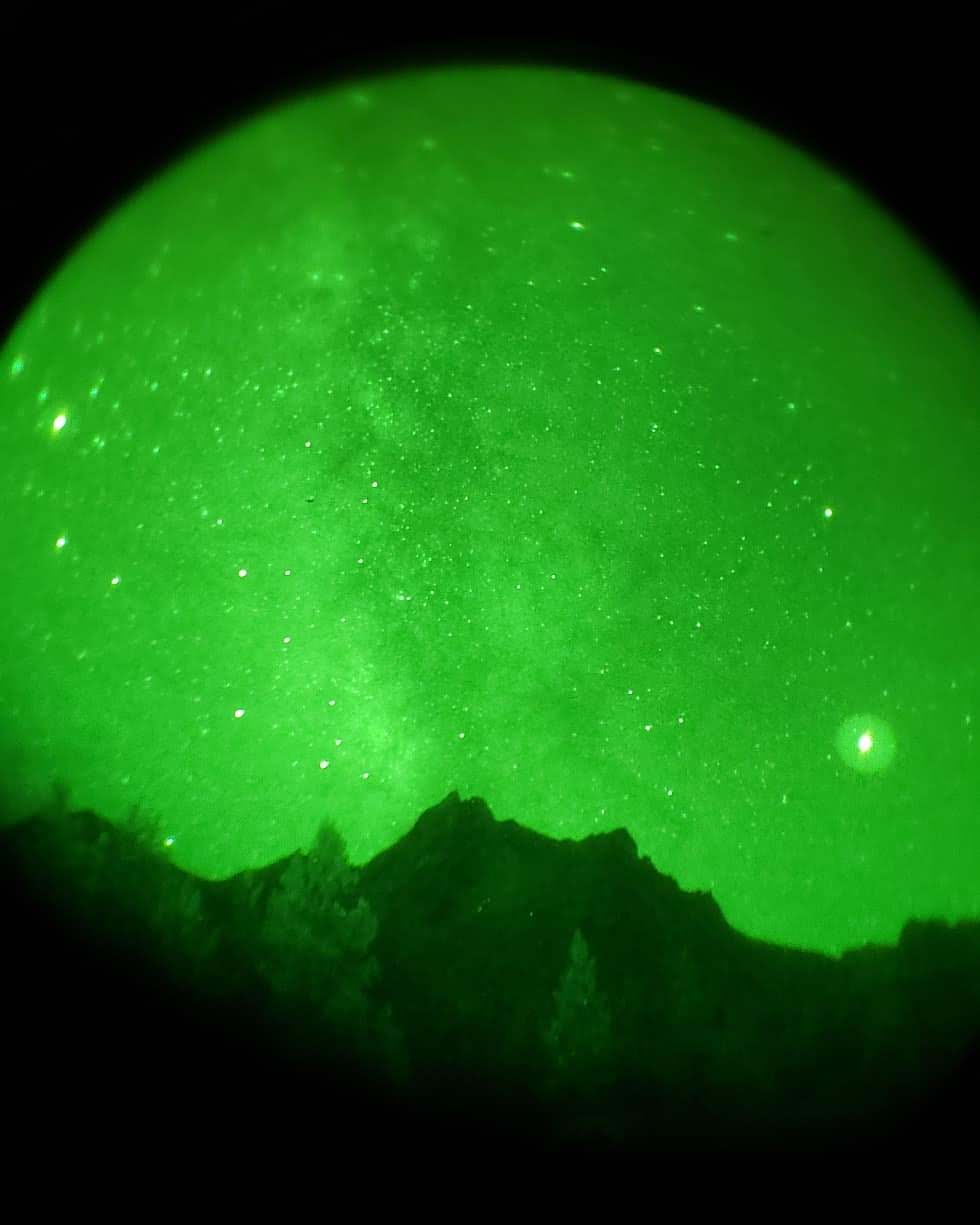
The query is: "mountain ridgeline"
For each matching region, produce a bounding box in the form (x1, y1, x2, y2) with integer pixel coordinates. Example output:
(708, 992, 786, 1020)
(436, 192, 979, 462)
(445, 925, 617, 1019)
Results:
(2, 788, 977, 1160)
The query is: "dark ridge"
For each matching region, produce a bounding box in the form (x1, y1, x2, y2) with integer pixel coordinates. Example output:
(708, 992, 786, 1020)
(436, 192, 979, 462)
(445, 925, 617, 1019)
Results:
(1, 789, 977, 1166)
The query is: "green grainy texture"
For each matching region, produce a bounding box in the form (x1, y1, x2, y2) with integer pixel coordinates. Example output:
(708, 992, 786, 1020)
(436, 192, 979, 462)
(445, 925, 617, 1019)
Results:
(1, 66, 977, 954)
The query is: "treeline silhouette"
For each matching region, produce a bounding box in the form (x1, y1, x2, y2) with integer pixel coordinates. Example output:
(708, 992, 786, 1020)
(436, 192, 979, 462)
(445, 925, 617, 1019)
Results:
(2, 785, 977, 1162)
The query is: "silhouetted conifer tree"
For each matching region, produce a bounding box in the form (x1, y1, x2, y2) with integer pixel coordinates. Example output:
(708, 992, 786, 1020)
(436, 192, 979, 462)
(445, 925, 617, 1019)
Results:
(257, 817, 408, 1083)
(544, 928, 614, 1091)
(122, 799, 170, 858)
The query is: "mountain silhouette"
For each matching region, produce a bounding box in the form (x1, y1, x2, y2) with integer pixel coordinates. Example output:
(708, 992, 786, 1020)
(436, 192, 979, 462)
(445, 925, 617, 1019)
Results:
(2, 788, 977, 1164)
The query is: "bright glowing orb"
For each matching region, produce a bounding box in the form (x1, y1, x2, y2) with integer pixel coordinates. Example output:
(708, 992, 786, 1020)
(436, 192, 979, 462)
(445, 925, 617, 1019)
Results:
(836, 715, 898, 775)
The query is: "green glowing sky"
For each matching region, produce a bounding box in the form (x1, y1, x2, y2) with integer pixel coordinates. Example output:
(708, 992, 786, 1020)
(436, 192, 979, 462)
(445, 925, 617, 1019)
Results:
(1, 66, 978, 955)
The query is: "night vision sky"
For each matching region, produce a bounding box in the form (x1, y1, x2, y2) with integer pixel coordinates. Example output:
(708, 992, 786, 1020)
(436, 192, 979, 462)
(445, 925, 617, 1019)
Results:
(1, 67, 977, 954)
